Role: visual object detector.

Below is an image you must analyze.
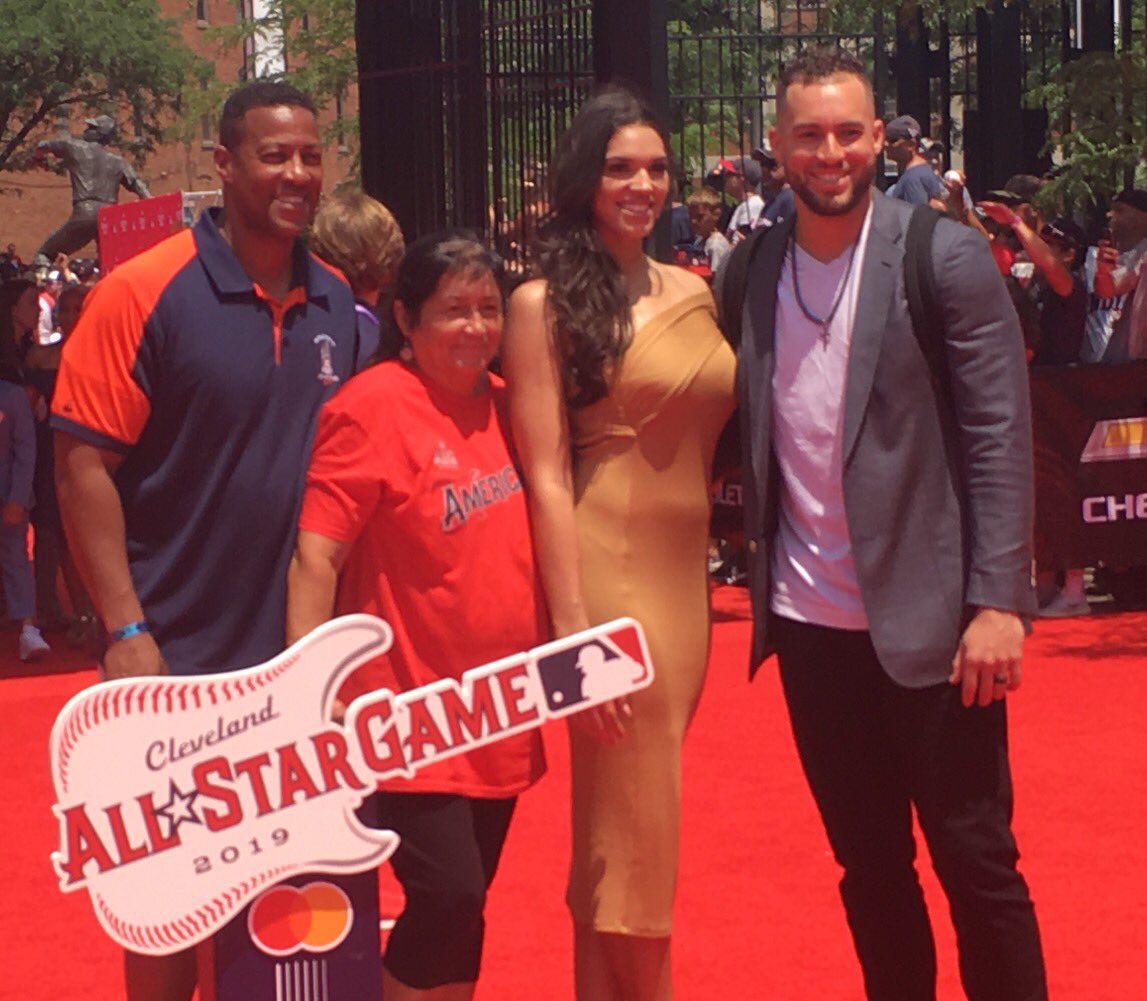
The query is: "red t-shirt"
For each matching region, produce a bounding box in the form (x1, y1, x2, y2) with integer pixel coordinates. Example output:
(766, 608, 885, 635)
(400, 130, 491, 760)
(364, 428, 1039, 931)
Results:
(299, 361, 546, 797)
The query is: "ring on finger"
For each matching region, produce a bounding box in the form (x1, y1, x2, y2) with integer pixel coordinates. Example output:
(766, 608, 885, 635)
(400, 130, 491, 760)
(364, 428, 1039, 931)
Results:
(992, 673, 1008, 685)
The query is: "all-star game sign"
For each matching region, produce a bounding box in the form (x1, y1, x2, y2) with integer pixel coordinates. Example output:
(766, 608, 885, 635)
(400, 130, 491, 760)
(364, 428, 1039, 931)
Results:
(49, 615, 653, 996)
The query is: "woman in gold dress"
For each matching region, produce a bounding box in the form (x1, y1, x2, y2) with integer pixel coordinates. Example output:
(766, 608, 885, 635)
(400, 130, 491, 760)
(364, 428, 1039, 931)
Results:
(502, 88, 737, 1001)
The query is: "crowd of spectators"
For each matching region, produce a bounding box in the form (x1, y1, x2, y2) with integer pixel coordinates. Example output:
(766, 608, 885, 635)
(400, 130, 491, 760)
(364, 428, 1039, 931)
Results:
(4, 107, 1145, 660)
(0, 252, 101, 661)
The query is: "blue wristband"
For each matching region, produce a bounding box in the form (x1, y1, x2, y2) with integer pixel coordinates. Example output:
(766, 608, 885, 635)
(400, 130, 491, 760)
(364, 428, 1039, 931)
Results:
(108, 620, 150, 644)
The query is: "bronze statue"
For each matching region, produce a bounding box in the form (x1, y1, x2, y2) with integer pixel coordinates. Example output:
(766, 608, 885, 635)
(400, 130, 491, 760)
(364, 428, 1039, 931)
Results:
(33, 116, 151, 265)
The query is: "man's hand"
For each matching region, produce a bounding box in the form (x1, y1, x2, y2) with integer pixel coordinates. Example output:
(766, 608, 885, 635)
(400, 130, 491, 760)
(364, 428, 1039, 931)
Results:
(949, 607, 1024, 708)
(103, 631, 168, 681)
(1, 501, 26, 526)
(1095, 240, 1119, 275)
(976, 200, 1016, 227)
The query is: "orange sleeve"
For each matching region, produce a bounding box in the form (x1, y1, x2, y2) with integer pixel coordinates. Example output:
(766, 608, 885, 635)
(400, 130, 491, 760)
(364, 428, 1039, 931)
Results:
(52, 230, 195, 450)
(298, 404, 385, 544)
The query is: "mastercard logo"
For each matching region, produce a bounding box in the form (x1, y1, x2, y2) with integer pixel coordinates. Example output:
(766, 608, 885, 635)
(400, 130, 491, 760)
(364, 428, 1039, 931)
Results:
(247, 882, 354, 957)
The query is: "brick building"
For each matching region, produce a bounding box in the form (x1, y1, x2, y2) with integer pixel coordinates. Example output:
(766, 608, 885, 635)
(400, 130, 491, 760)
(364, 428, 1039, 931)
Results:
(0, 0, 356, 264)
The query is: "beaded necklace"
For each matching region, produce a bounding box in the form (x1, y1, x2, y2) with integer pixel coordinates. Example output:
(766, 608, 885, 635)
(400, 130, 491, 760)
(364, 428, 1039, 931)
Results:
(788, 233, 861, 346)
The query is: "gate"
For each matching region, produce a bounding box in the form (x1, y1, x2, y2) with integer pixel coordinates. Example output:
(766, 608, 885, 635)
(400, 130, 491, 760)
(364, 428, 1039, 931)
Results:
(665, 0, 1064, 190)
(357, 1, 1074, 254)
(356, 0, 594, 265)
(484, 1, 596, 269)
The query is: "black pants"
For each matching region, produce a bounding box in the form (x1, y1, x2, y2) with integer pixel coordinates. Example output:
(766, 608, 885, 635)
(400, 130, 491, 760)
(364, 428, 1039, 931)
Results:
(359, 791, 516, 989)
(773, 616, 1047, 1001)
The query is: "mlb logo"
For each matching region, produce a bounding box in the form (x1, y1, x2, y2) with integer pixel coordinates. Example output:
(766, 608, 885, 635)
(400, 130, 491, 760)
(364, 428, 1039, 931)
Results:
(534, 619, 654, 717)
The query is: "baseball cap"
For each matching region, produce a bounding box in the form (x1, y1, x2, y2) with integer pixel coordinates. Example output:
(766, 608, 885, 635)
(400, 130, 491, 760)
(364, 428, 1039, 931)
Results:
(982, 190, 1027, 207)
(731, 155, 762, 188)
(885, 115, 923, 144)
(704, 158, 741, 188)
(751, 143, 777, 167)
(1003, 174, 1043, 202)
(1113, 188, 1147, 213)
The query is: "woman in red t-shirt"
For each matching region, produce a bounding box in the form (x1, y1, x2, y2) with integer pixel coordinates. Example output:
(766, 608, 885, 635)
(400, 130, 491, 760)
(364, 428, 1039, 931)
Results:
(287, 230, 546, 1000)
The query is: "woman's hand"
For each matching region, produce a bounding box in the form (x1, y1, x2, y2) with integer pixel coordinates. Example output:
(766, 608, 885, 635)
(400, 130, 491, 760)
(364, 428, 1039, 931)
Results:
(570, 697, 632, 743)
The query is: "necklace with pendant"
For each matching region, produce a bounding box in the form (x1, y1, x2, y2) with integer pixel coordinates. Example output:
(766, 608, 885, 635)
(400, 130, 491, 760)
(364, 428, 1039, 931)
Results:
(789, 233, 860, 346)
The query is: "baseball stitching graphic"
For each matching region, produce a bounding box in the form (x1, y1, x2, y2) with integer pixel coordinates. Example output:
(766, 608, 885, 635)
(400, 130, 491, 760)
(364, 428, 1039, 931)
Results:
(49, 614, 653, 955)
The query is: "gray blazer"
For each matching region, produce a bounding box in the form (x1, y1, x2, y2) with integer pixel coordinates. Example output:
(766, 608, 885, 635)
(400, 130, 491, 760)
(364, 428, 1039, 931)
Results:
(731, 192, 1036, 687)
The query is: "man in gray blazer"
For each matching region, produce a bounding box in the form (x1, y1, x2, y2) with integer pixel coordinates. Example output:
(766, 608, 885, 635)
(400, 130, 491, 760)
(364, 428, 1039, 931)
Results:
(725, 50, 1047, 1000)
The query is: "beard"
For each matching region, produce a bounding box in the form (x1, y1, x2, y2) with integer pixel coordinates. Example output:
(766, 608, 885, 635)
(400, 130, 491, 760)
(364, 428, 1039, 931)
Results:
(788, 158, 877, 218)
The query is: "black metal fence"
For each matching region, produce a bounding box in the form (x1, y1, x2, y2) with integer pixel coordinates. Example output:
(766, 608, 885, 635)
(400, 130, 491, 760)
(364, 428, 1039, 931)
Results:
(359, 1, 1139, 253)
(357, 0, 594, 266)
(484, 1, 596, 268)
(664, 0, 1068, 189)
(665, 0, 885, 184)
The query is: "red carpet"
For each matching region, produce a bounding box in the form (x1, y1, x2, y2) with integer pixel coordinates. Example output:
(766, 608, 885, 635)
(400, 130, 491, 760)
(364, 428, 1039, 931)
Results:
(3, 589, 1146, 1000)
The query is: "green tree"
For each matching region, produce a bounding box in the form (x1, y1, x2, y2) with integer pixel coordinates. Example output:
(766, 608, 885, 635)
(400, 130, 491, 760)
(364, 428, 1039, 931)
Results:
(201, 0, 358, 160)
(1030, 47, 1147, 214)
(0, 0, 201, 173)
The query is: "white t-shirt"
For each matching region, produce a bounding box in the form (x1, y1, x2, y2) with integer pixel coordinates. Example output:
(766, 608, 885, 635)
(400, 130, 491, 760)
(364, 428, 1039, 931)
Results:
(705, 231, 732, 272)
(728, 195, 765, 237)
(1082, 245, 1130, 363)
(769, 204, 874, 629)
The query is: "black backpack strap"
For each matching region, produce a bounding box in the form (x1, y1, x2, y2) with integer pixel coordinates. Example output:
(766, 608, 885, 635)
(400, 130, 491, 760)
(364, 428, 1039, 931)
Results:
(903, 206, 950, 394)
(715, 224, 772, 351)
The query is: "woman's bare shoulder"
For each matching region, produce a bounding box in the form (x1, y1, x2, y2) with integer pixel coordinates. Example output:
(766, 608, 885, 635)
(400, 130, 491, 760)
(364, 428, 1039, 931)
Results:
(507, 277, 549, 314)
(652, 259, 715, 304)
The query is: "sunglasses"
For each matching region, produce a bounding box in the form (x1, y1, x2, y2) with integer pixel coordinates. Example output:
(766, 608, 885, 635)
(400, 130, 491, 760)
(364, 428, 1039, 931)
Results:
(1039, 223, 1075, 246)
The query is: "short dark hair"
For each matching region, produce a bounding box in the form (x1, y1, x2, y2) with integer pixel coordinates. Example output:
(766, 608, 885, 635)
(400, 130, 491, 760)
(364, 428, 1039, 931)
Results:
(777, 48, 873, 116)
(391, 229, 502, 338)
(218, 81, 317, 150)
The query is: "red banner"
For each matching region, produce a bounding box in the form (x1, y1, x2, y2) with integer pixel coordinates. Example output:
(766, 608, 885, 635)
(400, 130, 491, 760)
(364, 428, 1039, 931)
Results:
(97, 192, 185, 273)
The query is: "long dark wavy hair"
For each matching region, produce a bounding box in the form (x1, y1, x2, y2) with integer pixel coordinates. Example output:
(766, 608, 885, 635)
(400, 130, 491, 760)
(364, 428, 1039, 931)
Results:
(535, 85, 673, 407)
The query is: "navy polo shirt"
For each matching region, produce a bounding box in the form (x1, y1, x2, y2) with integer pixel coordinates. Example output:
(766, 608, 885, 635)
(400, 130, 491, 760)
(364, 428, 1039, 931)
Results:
(52, 208, 358, 675)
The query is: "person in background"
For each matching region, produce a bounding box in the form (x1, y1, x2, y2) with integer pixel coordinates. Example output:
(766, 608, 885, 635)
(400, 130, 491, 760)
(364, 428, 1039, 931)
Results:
(289, 230, 544, 1001)
(669, 170, 696, 251)
(751, 143, 787, 221)
(725, 155, 765, 242)
(503, 85, 735, 1001)
(1093, 188, 1147, 362)
(0, 278, 36, 385)
(51, 80, 357, 1001)
(884, 115, 944, 205)
(309, 187, 406, 370)
(685, 186, 732, 275)
(0, 279, 49, 661)
(25, 282, 97, 643)
(703, 158, 739, 235)
(977, 203, 1087, 366)
(975, 207, 1090, 617)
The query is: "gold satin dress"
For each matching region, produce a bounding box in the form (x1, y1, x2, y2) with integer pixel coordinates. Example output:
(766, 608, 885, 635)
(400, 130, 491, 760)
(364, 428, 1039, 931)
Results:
(566, 290, 737, 935)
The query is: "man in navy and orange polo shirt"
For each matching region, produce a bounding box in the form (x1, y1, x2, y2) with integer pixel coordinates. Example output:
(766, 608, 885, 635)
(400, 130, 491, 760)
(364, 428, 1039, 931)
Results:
(50, 81, 358, 1001)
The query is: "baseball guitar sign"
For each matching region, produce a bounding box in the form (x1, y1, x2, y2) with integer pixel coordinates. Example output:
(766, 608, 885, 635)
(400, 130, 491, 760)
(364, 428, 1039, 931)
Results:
(49, 614, 653, 955)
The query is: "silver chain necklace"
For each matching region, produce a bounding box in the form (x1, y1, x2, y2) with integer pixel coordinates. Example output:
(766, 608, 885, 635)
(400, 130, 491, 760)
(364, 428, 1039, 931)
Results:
(789, 233, 860, 346)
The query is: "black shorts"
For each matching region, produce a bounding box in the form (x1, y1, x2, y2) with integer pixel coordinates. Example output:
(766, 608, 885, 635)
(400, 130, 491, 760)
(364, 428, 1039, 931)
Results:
(359, 790, 517, 989)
